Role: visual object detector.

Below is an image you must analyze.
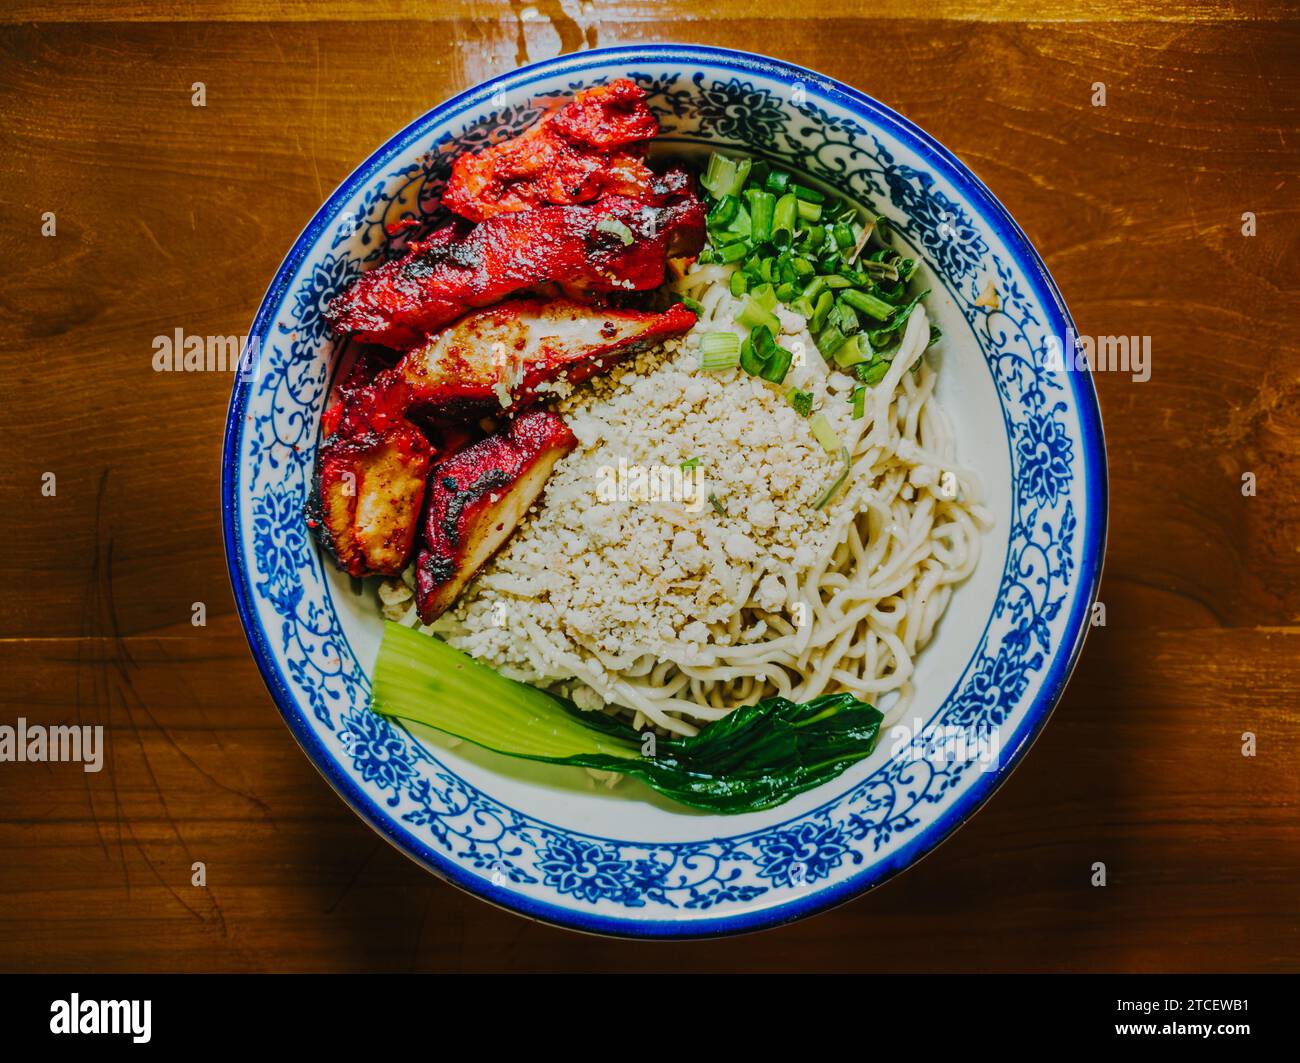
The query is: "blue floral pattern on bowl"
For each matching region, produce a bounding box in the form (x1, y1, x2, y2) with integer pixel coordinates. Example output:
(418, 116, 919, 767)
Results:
(222, 46, 1106, 937)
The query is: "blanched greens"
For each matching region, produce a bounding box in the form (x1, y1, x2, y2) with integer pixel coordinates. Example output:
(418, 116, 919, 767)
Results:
(370, 621, 884, 814)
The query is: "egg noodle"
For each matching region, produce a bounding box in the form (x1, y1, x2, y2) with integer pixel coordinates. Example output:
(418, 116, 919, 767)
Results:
(380, 264, 991, 737)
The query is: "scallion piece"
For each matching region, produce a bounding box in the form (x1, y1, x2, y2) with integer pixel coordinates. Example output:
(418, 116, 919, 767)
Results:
(723, 157, 753, 197)
(797, 199, 823, 223)
(746, 189, 776, 243)
(815, 324, 847, 359)
(743, 324, 795, 385)
(707, 194, 739, 229)
(739, 334, 764, 376)
(792, 183, 826, 203)
(833, 332, 870, 368)
(595, 217, 634, 245)
(760, 344, 793, 384)
(701, 152, 739, 197)
(749, 282, 778, 311)
(772, 192, 798, 239)
(715, 240, 749, 264)
(851, 385, 867, 419)
(813, 446, 852, 510)
(809, 412, 842, 453)
(738, 298, 780, 332)
(729, 269, 749, 297)
(856, 357, 891, 385)
(809, 290, 834, 333)
(765, 169, 792, 195)
(698, 331, 740, 371)
(841, 288, 895, 321)
(788, 389, 814, 418)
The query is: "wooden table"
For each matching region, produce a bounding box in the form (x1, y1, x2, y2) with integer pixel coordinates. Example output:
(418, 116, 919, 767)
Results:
(1, 1, 1296, 973)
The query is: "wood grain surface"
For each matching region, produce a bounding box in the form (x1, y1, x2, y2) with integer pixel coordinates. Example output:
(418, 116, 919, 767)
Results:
(1, 1, 1297, 973)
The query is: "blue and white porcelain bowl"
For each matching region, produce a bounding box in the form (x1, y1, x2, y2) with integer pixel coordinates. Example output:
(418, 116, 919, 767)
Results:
(222, 45, 1106, 937)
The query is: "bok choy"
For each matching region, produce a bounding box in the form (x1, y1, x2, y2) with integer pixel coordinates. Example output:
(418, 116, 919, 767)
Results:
(370, 622, 884, 814)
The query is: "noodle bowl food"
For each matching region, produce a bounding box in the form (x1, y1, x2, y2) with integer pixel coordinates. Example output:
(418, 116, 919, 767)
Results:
(384, 266, 989, 741)
(225, 46, 1104, 934)
(305, 80, 991, 810)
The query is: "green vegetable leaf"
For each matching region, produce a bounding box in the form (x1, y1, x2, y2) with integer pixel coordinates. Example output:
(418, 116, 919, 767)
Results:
(370, 622, 883, 814)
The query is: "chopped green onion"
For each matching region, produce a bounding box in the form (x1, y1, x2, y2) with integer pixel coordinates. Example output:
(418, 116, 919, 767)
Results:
(856, 357, 891, 385)
(715, 240, 749, 263)
(698, 331, 741, 371)
(829, 300, 861, 336)
(841, 288, 895, 321)
(815, 324, 847, 359)
(679, 294, 703, 314)
(737, 297, 781, 334)
(738, 324, 795, 385)
(749, 282, 778, 311)
(739, 334, 764, 376)
(862, 258, 898, 282)
(707, 194, 739, 228)
(792, 183, 825, 203)
(832, 222, 856, 249)
(729, 269, 749, 297)
(746, 189, 776, 243)
(760, 344, 793, 384)
(813, 446, 852, 509)
(928, 324, 943, 348)
(751, 324, 794, 384)
(724, 158, 752, 197)
(596, 217, 634, 245)
(809, 289, 834, 333)
(772, 193, 798, 239)
(797, 199, 823, 223)
(833, 332, 870, 368)
(709, 492, 727, 515)
(809, 412, 842, 454)
(851, 385, 867, 419)
(765, 169, 792, 195)
(701, 152, 739, 197)
(788, 389, 814, 418)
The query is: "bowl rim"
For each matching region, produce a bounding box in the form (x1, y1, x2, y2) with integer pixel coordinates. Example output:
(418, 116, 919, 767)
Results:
(221, 42, 1108, 939)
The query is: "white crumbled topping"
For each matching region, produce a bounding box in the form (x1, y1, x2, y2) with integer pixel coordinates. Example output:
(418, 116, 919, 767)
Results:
(444, 316, 861, 684)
